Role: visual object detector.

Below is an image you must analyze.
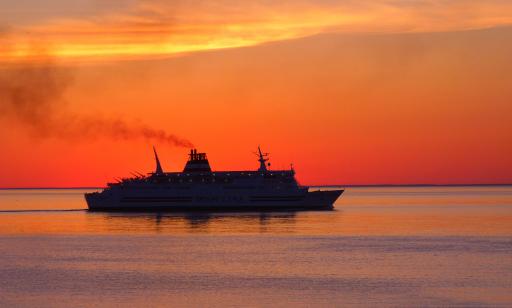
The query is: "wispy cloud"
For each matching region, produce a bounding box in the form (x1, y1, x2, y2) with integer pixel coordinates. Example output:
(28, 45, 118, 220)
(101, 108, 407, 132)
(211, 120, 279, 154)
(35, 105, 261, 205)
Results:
(1, 0, 511, 62)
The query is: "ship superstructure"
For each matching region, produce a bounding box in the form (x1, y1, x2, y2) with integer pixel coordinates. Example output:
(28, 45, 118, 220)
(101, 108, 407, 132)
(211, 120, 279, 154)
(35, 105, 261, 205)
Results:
(85, 147, 343, 211)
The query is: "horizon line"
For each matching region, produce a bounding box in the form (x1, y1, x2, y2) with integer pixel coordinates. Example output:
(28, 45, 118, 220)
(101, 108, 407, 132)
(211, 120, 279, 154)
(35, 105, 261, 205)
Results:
(1, 183, 511, 190)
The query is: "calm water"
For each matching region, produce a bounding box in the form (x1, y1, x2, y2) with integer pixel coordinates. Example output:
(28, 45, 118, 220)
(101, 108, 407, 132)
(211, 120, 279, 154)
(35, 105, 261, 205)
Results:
(0, 186, 511, 306)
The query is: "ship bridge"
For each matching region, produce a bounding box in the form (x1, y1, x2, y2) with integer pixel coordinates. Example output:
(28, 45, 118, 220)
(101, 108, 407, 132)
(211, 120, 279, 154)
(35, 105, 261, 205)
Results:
(183, 149, 212, 173)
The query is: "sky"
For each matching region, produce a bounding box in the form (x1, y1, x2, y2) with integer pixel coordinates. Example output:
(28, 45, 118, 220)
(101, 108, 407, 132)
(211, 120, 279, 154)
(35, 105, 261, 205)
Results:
(0, 0, 511, 187)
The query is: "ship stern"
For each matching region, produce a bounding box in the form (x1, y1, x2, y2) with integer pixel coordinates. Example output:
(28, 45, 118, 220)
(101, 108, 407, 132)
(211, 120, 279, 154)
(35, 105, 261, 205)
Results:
(84, 191, 115, 211)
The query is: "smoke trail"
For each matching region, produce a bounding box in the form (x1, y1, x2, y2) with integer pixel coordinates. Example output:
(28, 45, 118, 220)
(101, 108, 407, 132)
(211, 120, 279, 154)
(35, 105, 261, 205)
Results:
(0, 60, 193, 147)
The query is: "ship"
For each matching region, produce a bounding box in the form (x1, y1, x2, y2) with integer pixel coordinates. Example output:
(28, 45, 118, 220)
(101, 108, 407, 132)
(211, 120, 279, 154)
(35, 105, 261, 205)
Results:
(84, 147, 343, 211)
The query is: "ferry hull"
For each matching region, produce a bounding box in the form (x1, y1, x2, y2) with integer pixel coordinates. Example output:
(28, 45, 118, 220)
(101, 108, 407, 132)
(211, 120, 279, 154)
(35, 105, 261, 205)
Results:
(85, 190, 343, 212)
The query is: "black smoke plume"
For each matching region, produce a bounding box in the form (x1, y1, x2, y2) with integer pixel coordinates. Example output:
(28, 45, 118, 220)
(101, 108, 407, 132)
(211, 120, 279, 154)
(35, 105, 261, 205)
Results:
(0, 60, 193, 147)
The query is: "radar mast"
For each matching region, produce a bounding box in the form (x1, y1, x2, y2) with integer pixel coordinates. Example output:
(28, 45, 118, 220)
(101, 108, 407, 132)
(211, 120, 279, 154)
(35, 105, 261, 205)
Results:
(257, 146, 270, 172)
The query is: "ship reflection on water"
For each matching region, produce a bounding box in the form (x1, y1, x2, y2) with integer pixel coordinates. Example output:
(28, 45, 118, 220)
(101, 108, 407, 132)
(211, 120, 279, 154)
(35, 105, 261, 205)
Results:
(2, 187, 512, 306)
(1, 186, 512, 236)
(96, 211, 300, 234)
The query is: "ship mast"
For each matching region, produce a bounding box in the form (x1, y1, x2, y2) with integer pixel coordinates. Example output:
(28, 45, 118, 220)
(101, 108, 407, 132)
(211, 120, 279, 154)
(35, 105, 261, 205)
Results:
(257, 146, 270, 172)
(153, 146, 164, 175)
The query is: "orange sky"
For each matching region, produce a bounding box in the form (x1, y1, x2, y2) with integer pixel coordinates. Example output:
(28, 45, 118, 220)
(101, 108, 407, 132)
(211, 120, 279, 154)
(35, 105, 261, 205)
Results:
(0, 0, 511, 187)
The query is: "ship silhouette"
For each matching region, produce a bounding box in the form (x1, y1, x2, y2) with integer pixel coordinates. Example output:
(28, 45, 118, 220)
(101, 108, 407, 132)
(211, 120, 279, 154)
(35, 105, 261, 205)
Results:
(85, 147, 343, 211)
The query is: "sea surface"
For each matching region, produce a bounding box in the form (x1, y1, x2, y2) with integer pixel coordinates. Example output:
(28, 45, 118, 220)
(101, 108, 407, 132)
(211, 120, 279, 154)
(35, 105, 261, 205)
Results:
(0, 186, 511, 307)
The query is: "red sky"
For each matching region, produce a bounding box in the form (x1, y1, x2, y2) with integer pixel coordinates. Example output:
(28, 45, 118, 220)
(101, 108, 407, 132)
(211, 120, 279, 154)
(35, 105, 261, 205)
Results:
(0, 1, 511, 187)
